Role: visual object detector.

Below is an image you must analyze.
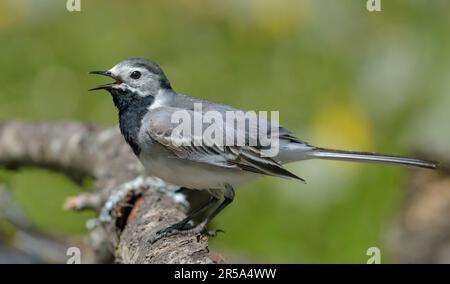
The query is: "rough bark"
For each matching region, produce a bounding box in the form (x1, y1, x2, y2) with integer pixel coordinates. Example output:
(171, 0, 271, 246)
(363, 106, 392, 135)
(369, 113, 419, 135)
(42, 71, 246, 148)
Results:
(0, 121, 213, 264)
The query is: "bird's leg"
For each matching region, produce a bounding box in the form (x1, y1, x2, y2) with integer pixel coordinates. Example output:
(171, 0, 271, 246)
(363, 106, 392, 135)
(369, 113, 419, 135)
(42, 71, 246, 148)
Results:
(196, 185, 235, 236)
(154, 196, 218, 236)
(149, 186, 235, 244)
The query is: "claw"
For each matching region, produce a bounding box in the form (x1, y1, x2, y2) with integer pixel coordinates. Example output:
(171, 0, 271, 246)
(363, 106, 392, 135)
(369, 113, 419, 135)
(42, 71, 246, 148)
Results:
(148, 221, 195, 244)
(148, 220, 225, 244)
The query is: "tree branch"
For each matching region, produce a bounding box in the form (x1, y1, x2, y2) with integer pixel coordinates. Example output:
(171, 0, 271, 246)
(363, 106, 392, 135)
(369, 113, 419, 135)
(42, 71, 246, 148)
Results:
(0, 121, 213, 264)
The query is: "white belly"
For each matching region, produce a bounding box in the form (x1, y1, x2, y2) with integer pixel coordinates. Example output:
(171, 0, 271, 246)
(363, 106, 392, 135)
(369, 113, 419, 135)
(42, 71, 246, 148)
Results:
(139, 153, 258, 190)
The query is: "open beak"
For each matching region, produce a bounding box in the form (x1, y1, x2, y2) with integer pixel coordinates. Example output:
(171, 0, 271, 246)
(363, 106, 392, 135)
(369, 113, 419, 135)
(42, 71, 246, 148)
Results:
(89, 70, 122, 91)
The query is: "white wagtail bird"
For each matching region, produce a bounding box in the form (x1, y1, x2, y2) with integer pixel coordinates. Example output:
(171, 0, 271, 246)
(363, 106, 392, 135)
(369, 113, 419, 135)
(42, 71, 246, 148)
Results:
(90, 58, 438, 240)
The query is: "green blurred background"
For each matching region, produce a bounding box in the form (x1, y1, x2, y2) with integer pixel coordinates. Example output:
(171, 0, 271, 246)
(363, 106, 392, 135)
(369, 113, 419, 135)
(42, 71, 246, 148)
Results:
(0, 0, 449, 263)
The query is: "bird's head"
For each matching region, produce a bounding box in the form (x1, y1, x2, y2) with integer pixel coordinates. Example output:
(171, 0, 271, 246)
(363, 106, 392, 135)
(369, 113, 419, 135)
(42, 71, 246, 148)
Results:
(89, 58, 171, 99)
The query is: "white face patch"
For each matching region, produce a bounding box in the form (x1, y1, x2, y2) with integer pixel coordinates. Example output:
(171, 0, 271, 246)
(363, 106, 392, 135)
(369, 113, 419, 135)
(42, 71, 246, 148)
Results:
(108, 64, 156, 97)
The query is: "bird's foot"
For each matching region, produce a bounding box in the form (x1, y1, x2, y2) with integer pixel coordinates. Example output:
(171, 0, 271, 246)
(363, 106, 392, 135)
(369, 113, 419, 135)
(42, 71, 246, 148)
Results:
(148, 221, 195, 244)
(158, 221, 194, 235)
(148, 221, 223, 244)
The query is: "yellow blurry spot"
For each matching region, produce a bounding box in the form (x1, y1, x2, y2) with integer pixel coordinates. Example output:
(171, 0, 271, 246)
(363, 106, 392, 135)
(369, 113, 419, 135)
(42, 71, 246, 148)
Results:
(0, 0, 26, 30)
(312, 102, 373, 169)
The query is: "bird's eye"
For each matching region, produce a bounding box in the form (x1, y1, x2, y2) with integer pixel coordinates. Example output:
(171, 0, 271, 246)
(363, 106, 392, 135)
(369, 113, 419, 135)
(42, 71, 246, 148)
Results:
(130, 71, 141, 79)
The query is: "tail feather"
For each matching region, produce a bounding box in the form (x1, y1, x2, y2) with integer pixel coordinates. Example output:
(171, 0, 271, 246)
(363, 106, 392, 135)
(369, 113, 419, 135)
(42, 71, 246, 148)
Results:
(309, 147, 438, 170)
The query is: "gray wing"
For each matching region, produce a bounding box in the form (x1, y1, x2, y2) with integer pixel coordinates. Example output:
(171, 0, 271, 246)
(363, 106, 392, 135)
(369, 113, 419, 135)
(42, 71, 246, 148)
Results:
(145, 106, 305, 182)
(169, 93, 309, 145)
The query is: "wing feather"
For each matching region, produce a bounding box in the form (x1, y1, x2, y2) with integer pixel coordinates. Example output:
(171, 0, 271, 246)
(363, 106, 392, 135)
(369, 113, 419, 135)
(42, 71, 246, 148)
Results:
(146, 106, 305, 182)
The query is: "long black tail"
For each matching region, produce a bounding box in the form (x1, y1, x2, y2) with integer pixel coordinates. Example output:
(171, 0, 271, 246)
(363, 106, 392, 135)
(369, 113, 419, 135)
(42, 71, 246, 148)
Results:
(309, 147, 438, 170)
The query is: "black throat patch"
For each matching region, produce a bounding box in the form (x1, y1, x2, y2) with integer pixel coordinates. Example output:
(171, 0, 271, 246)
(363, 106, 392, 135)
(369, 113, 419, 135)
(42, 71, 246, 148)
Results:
(109, 88, 155, 156)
